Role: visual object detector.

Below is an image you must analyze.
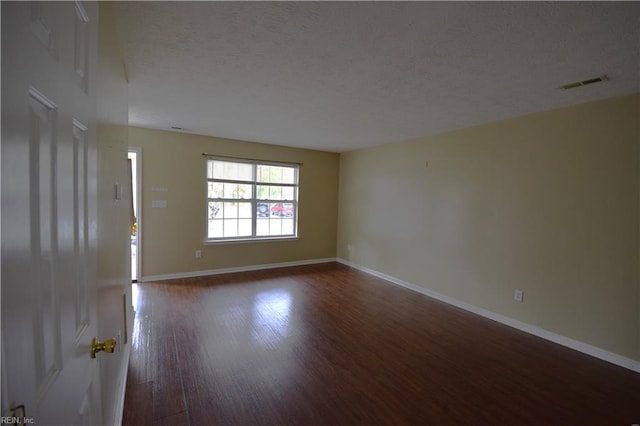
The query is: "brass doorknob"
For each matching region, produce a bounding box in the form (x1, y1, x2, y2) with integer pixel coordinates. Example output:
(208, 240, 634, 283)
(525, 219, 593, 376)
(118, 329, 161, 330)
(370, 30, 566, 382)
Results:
(91, 337, 117, 358)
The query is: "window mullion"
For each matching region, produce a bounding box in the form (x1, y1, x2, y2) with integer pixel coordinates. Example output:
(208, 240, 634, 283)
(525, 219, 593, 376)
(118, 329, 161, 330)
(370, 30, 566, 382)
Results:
(208, 178, 252, 185)
(251, 164, 257, 237)
(208, 198, 245, 203)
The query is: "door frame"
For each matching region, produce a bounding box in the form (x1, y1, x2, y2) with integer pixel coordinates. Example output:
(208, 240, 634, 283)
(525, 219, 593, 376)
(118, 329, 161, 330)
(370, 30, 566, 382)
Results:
(128, 146, 142, 282)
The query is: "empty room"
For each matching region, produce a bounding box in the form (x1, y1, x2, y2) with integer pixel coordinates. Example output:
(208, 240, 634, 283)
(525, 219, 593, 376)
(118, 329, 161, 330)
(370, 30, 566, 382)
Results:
(2, 1, 639, 425)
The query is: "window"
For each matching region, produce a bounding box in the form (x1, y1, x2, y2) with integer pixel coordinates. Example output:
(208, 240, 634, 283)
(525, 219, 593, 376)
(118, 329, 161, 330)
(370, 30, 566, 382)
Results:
(206, 158, 299, 241)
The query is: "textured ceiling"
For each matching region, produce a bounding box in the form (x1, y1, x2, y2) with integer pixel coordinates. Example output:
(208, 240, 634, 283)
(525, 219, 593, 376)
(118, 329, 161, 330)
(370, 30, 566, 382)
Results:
(113, 2, 640, 152)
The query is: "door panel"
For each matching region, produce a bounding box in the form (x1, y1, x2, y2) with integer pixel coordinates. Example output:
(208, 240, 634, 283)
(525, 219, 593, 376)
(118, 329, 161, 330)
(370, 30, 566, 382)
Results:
(72, 119, 90, 340)
(2, 2, 101, 424)
(73, 2, 89, 93)
(29, 2, 58, 59)
(28, 87, 63, 400)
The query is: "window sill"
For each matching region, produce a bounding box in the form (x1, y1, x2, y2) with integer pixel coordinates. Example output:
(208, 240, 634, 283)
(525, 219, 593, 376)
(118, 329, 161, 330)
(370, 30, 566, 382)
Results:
(204, 236, 299, 245)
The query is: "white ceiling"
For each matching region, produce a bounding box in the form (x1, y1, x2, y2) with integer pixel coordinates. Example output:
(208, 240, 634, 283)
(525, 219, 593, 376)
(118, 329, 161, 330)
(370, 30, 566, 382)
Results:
(113, 2, 640, 153)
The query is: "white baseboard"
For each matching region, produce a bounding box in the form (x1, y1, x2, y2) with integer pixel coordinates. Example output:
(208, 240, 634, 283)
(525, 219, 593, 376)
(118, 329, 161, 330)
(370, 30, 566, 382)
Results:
(139, 258, 337, 282)
(336, 258, 640, 373)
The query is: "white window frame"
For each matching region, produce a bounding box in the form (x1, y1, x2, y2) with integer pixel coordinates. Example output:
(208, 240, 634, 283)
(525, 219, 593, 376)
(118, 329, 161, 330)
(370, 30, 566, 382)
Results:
(205, 157, 299, 243)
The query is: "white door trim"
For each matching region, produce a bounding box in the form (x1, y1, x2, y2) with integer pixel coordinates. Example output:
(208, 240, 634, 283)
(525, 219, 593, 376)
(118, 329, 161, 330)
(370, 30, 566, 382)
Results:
(128, 147, 142, 281)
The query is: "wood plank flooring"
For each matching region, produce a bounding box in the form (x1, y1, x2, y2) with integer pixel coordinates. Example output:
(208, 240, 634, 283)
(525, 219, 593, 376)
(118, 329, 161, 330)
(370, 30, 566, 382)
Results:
(122, 262, 640, 425)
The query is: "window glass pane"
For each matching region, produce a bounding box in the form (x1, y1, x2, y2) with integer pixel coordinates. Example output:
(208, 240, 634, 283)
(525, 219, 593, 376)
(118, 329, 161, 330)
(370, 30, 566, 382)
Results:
(223, 219, 238, 237)
(208, 219, 223, 238)
(257, 185, 294, 201)
(238, 202, 252, 219)
(257, 165, 275, 183)
(238, 219, 252, 236)
(270, 202, 294, 217)
(256, 165, 296, 184)
(282, 167, 295, 184)
(269, 219, 282, 236)
(256, 218, 269, 236)
(223, 183, 237, 199)
(282, 187, 294, 200)
(212, 161, 226, 179)
(216, 183, 252, 199)
(256, 165, 267, 183)
(256, 185, 268, 200)
(256, 202, 269, 217)
(208, 182, 224, 199)
(271, 167, 283, 183)
(238, 184, 252, 199)
(282, 218, 294, 235)
(269, 186, 282, 200)
(223, 202, 238, 219)
(211, 160, 252, 181)
(208, 202, 221, 219)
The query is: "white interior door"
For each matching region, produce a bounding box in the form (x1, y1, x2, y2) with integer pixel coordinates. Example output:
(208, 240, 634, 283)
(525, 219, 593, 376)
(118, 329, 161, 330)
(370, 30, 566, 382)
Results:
(2, 2, 103, 424)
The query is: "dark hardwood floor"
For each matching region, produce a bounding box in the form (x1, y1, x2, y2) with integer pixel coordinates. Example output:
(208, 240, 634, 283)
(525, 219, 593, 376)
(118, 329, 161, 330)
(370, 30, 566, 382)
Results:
(122, 262, 640, 425)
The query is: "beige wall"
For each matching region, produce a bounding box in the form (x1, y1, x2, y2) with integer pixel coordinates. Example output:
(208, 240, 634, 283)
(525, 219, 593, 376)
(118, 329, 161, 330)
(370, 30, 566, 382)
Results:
(129, 126, 339, 277)
(338, 94, 640, 361)
(96, 3, 131, 425)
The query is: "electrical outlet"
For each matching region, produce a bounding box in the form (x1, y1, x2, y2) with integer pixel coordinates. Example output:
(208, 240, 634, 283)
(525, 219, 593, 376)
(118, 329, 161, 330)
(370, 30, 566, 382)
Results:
(514, 289, 524, 303)
(195, 250, 202, 259)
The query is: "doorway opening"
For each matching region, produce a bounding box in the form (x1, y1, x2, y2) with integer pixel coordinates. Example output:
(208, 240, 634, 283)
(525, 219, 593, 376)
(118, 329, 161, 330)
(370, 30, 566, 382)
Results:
(128, 148, 141, 282)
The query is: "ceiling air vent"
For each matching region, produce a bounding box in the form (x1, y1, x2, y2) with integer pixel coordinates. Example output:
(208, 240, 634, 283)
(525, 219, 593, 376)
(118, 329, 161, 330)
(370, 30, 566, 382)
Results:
(559, 75, 609, 90)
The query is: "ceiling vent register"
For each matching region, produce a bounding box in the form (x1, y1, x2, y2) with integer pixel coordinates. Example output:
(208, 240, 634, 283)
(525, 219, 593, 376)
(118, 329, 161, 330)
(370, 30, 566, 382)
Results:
(559, 75, 609, 90)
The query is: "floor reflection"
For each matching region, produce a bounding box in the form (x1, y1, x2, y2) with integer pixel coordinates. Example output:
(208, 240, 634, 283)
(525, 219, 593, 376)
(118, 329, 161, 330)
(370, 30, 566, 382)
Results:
(132, 283, 140, 308)
(251, 288, 292, 346)
(130, 283, 145, 351)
